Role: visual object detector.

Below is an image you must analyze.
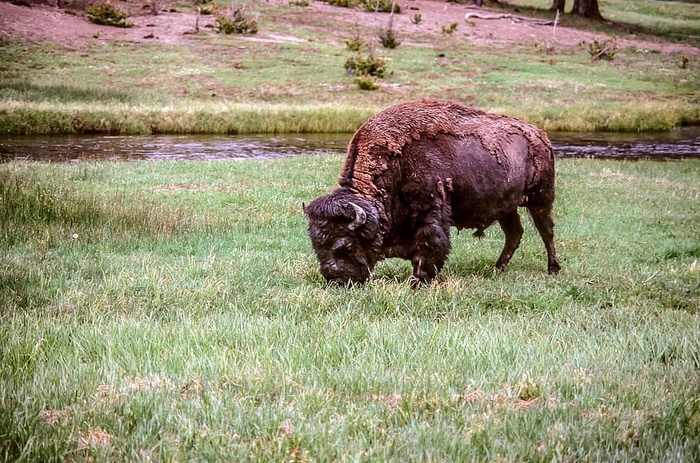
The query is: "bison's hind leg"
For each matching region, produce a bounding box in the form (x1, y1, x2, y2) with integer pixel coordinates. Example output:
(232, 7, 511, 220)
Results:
(494, 211, 523, 272)
(527, 204, 561, 274)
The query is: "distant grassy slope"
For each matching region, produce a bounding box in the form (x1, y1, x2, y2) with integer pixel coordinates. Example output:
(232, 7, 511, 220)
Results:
(0, 0, 698, 133)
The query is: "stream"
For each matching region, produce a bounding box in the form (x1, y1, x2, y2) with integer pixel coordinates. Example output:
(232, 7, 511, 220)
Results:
(1, 127, 699, 163)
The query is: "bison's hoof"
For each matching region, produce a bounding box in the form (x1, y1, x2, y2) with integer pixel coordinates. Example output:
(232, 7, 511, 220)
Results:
(548, 262, 561, 275)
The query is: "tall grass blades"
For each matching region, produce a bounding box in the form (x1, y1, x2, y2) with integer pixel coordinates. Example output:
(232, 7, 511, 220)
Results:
(0, 102, 378, 135)
(1, 157, 699, 461)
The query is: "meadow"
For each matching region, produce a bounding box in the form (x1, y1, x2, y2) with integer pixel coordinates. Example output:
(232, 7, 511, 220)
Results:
(1, 155, 699, 461)
(1, 0, 700, 460)
(1, 0, 699, 134)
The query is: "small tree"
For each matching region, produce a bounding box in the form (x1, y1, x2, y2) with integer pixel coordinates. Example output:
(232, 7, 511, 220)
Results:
(378, 0, 400, 48)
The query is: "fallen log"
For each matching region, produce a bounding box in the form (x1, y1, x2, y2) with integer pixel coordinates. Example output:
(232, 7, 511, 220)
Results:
(464, 10, 554, 26)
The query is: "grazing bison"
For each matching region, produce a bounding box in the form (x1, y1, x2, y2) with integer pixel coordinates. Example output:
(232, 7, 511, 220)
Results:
(304, 99, 560, 286)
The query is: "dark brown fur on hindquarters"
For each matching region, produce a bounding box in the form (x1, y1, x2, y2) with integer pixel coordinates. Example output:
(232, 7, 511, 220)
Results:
(304, 99, 560, 286)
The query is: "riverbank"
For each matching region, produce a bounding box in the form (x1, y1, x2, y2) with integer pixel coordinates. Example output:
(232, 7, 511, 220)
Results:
(1, 0, 699, 134)
(2, 156, 699, 460)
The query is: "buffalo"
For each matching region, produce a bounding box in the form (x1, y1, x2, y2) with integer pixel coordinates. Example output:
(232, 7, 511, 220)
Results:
(304, 99, 560, 286)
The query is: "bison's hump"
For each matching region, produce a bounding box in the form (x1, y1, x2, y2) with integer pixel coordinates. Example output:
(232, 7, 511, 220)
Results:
(340, 99, 552, 199)
(354, 99, 487, 156)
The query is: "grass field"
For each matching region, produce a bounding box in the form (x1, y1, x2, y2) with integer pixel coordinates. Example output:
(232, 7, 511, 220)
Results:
(1, 155, 699, 461)
(1, 0, 699, 460)
(1, 0, 699, 134)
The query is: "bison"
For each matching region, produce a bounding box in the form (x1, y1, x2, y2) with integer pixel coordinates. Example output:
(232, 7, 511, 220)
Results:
(304, 99, 560, 286)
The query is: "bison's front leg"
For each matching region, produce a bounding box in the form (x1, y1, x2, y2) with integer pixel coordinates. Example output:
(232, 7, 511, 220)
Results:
(409, 220, 451, 287)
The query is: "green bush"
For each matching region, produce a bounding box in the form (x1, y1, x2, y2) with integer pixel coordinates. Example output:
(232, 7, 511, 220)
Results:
(362, 0, 400, 13)
(344, 52, 386, 78)
(86, 1, 134, 28)
(353, 75, 379, 90)
(323, 0, 359, 7)
(441, 22, 458, 34)
(198, 4, 216, 15)
(582, 37, 617, 61)
(379, 28, 400, 48)
(215, 8, 258, 34)
(344, 33, 367, 52)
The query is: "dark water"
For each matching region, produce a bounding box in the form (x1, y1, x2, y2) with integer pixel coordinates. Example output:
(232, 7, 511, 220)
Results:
(1, 127, 699, 163)
(550, 127, 700, 160)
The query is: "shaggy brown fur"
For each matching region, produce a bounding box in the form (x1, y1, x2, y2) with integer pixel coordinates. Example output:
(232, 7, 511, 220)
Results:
(340, 99, 551, 202)
(306, 99, 560, 286)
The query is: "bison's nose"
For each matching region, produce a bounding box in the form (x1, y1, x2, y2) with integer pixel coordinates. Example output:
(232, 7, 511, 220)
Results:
(327, 277, 350, 287)
(326, 273, 370, 287)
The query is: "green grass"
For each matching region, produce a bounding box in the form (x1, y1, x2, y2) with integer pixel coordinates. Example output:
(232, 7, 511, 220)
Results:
(2, 156, 699, 461)
(1, 0, 699, 134)
(511, 0, 700, 42)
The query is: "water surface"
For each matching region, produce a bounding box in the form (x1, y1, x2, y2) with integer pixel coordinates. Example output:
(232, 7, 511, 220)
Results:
(1, 127, 698, 163)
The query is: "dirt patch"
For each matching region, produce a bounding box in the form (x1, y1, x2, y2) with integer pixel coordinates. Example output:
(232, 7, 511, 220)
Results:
(1, 0, 698, 56)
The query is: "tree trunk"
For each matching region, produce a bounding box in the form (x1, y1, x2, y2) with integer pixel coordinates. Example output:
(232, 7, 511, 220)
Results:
(550, 0, 603, 19)
(550, 0, 566, 12)
(572, 0, 604, 20)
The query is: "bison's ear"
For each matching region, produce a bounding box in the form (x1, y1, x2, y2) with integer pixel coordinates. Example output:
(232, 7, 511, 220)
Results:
(348, 202, 367, 230)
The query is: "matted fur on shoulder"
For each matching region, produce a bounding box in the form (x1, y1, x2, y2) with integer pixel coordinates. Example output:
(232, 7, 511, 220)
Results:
(352, 99, 486, 157)
(340, 99, 552, 200)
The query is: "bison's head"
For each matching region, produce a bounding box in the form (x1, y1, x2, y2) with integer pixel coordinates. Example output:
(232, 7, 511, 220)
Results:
(304, 191, 381, 285)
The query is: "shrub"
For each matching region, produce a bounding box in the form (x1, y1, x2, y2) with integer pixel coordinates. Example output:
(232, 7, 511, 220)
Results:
(582, 37, 617, 61)
(378, 28, 400, 49)
(344, 52, 386, 78)
(412, 13, 421, 25)
(362, 0, 400, 13)
(344, 33, 367, 52)
(87, 1, 134, 28)
(199, 4, 216, 15)
(323, 0, 358, 7)
(215, 7, 258, 34)
(441, 22, 458, 34)
(353, 75, 379, 90)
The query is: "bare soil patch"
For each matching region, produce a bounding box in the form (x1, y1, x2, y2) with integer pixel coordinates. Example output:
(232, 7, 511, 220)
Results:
(1, 0, 698, 56)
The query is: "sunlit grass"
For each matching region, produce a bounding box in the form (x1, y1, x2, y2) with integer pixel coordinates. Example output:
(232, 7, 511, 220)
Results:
(0, 99, 379, 135)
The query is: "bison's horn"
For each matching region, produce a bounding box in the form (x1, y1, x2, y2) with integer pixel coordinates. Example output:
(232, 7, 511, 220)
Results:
(348, 202, 367, 230)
